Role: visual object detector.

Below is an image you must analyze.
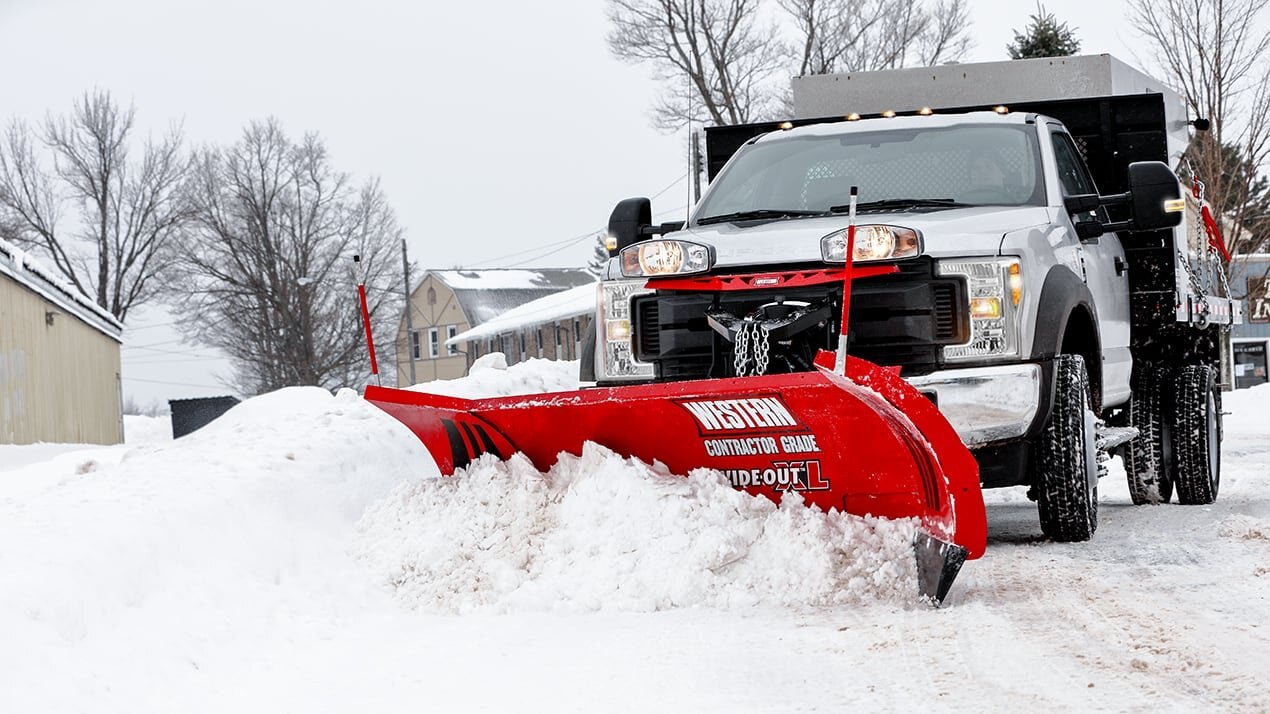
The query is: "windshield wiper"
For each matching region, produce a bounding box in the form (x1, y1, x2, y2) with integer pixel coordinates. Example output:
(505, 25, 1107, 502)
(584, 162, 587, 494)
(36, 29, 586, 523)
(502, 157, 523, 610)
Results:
(832, 198, 971, 213)
(696, 209, 826, 225)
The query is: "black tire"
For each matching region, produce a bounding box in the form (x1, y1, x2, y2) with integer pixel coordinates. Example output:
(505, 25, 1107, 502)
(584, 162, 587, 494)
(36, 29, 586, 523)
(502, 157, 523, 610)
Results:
(1035, 354, 1099, 542)
(579, 321, 597, 382)
(1171, 365, 1221, 505)
(1123, 366, 1174, 505)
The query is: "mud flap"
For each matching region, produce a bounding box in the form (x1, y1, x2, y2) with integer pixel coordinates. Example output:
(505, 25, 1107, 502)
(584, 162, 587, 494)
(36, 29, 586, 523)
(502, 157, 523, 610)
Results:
(914, 532, 969, 606)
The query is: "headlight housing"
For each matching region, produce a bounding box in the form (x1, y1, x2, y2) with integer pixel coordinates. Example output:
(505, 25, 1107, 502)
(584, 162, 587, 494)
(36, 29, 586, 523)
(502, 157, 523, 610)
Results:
(596, 280, 655, 381)
(620, 240, 712, 278)
(938, 258, 1024, 362)
(821, 225, 921, 263)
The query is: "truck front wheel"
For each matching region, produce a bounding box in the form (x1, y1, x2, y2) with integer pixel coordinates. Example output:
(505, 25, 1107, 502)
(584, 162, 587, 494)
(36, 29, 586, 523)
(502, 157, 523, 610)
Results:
(1035, 354, 1099, 542)
(1171, 365, 1221, 505)
(1123, 366, 1174, 505)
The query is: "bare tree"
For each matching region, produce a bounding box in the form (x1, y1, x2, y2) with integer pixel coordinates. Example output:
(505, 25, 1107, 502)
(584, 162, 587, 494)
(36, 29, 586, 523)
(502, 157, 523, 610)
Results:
(1129, 0, 1270, 259)
(0, 91, 189, 321)
(173, 120, 403, 395)
(608, 0, 787, 129)
(780, 0, 884, 76)
(609, 0, 970, 130)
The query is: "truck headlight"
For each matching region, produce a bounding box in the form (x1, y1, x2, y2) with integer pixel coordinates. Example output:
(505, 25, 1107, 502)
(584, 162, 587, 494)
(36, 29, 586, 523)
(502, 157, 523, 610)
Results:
(821, 225, 921, 262)
(938, 258, 1023, 361)
(619, 240, 712, 277)
(596, 280, 655, 381)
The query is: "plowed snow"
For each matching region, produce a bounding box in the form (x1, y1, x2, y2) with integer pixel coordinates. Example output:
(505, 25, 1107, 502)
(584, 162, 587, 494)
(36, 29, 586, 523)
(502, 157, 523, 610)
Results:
(2, 362, 1268, 712)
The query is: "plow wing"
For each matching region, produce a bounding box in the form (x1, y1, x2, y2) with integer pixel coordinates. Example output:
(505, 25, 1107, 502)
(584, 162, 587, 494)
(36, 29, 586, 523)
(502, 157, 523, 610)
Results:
(365, 354, 986, 603)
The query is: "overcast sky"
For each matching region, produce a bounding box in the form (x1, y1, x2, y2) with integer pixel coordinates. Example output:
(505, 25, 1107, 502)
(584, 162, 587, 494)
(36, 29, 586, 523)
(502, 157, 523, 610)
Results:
(0, 0, 1173, 405)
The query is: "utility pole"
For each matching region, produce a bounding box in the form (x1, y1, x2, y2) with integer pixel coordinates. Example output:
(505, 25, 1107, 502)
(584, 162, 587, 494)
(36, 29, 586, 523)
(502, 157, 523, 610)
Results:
(402, 238, 416, 386)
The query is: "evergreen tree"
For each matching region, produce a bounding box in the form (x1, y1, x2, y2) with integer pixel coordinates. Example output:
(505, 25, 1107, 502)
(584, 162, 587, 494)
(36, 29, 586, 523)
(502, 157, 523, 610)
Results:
(1007, 4, 1081, 59)
(587, 231, 612, 276)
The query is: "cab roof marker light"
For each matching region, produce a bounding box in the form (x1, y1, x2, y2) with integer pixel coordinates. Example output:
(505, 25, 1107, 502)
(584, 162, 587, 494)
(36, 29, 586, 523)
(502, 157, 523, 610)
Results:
(881, 110, 897, 118)
(918, 107, 934, 116)
(779, 121, 794, 130)
(993, 105, 1009, 114)
(846, 113, 861, 121)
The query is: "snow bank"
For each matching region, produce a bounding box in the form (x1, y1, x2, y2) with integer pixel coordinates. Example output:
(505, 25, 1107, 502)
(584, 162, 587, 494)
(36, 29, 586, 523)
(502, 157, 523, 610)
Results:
(123, 414, 173, 445)
(0, 387, 430, 711)
(407, 352, 580, 397)
(1222, 382, 1270, 435)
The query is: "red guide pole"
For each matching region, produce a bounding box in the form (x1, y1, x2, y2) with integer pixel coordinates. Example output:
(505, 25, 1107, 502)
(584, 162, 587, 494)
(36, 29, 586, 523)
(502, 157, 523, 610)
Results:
(354, 255, 380, 384)
(834, 186, 858, 376)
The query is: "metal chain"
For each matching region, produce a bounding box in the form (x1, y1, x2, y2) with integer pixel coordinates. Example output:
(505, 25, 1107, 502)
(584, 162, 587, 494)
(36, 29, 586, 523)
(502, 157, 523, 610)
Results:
(733, 320, 751, 376)
(1178, 248, 1211, 326)
(754, 323, 771, 375)
(732, 320, 771, 377)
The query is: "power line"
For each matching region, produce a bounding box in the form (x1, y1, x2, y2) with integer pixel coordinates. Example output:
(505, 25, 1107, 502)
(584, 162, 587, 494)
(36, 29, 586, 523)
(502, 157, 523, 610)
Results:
(649, 173, 688, 200)
(123, 376, 229, 389)
(454, 173, 688, 268)
(466, 228, 602, 266)
(123, 338, 196, 349)
(121, 320, 179, 332)
(497, 230, 603, 268)
(123, 355, 228, 365)
(123, 343, 223, 357)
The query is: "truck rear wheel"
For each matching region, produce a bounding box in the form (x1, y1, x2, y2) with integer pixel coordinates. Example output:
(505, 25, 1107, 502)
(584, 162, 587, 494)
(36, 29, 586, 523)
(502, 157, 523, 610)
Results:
(1123, 366, 1174, 505)
(1035, 354, 1099, 542)
(1171, 365, 1221, 505)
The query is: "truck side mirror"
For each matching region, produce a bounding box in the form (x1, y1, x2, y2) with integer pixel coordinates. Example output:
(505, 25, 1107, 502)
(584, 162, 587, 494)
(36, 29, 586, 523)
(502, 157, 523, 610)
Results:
(607, 198, 652, 257)
(1127, 161, 1183, 231)
(1063, 194, 1101, 214)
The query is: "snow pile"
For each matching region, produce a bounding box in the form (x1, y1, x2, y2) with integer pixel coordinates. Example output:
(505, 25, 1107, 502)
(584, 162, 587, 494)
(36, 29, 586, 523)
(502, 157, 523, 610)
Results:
(408, 352, 580, 397)
(1222, 382, 1270, 435)
(0, 387, 429, 710)
(356, 447, 919, 614)
(123, 414, 173, 445)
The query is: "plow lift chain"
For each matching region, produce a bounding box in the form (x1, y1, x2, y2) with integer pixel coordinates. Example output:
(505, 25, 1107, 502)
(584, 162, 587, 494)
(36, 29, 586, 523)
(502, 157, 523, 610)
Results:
(706, 299, 832, 377)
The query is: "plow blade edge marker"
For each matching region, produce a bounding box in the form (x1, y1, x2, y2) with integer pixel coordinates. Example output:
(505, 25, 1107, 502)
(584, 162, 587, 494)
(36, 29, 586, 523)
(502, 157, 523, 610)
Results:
(365, 353, 986, 603)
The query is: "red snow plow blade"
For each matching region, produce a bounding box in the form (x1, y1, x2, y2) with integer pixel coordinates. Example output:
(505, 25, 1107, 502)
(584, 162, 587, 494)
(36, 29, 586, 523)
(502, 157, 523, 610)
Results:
(365, 352, 986, 603)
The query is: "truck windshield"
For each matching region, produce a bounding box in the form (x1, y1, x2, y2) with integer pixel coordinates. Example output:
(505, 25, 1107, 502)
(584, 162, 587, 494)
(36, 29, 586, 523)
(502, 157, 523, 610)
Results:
(695, 124, 1045, 223)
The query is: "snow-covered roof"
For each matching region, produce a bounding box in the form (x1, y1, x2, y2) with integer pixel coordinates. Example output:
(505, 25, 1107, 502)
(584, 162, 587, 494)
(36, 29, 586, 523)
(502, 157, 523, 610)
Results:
(424, 268, 596, 327)
(447, 282, 595, 345)
(0, 237, 123, 342)
(431, 269, 592, 291)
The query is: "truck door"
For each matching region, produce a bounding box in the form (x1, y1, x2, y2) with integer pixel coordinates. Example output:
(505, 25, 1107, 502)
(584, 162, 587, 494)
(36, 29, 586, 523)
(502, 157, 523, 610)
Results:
(1047, 126, 1132, 407)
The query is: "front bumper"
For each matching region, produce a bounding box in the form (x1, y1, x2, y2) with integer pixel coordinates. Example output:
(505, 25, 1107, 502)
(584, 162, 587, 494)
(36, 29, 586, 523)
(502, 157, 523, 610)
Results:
(906, 364, 1043, 448)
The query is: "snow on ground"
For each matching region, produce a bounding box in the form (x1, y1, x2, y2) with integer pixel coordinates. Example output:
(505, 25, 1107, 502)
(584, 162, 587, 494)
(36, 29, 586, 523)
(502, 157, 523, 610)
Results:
(1, 360, 1268, 712)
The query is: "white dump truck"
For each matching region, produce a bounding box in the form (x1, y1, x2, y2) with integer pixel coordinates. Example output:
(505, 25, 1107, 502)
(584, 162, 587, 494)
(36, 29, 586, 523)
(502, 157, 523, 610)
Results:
(584, 55, 1240, 541)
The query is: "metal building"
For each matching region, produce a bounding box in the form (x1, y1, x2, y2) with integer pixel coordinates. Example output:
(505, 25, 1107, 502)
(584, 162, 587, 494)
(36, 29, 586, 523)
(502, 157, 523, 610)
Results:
(0, 239, 123, 444)
(1231, 254, 1270, 389)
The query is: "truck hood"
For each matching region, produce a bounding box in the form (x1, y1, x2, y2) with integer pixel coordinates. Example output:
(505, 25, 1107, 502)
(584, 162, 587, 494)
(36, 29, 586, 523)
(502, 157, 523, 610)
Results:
(673, 206, 1052, 267)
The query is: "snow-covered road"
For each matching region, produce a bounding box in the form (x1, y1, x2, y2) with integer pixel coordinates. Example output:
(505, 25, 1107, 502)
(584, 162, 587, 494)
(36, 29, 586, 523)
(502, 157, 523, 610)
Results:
(1, 360, 1266, 712)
